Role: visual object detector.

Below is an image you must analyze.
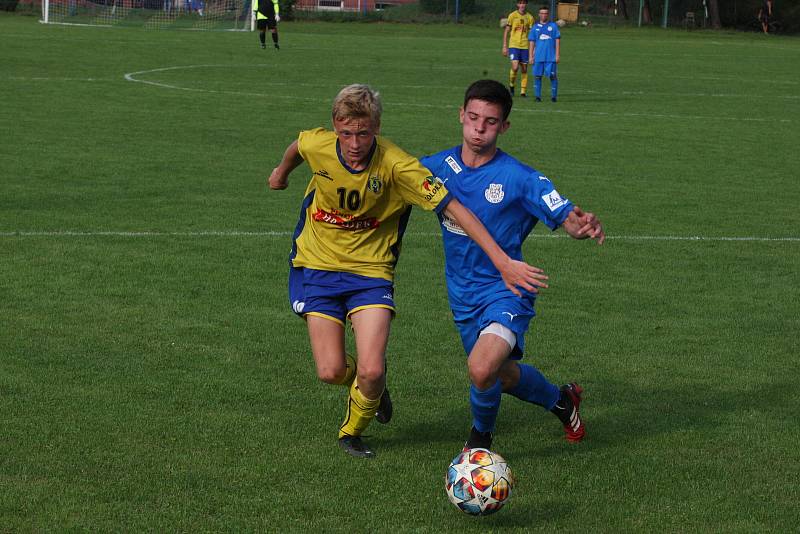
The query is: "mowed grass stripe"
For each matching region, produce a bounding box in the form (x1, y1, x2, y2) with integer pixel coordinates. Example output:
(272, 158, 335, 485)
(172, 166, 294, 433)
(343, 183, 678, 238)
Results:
(2, 231, 800, 242)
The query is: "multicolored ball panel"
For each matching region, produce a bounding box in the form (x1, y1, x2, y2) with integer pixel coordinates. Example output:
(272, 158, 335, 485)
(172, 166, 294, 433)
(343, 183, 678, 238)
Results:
(445, 448, 514, 516)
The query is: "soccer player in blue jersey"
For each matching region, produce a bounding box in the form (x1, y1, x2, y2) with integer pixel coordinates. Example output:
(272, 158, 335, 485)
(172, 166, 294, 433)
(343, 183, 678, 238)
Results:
(420, 80, 605, 451)
(269, 84, 545, 459)
(527, 6, 560, 102)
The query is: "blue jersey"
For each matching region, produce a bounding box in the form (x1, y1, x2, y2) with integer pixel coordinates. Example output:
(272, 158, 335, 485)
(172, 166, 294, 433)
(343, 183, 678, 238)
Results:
(420, 147, 573, 313)
(528, 22, 560, 63)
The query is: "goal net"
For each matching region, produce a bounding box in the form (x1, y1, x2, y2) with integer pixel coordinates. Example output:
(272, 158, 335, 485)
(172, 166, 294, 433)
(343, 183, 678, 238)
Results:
(41, 0, 253, 30)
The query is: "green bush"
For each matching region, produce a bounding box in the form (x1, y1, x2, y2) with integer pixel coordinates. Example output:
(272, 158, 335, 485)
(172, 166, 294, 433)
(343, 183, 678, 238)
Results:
(0, 0, 20, 12)
(279, 0, 296, 20)
(420, 0, 477, 16)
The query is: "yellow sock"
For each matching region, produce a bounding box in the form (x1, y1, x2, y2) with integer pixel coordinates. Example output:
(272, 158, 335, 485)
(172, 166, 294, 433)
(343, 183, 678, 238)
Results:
(521, 74, 529, 94)
(338, 379, 381, 439)
(509, 69, 517, 88)
(331, 354, 357, 387)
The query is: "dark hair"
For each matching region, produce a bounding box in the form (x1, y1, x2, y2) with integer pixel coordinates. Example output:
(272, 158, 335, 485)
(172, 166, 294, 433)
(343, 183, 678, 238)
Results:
(463, 80, 513, 120)
(539, 5, 549, 11)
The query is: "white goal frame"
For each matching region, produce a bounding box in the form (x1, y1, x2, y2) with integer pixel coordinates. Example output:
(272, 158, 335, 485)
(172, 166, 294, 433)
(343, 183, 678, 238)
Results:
(41, 0, 254, 30)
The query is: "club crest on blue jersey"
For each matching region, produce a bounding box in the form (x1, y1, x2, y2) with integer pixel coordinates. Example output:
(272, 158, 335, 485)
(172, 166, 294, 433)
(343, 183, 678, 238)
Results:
(368, 176, 383, 194)
(485, 183, 505, 204)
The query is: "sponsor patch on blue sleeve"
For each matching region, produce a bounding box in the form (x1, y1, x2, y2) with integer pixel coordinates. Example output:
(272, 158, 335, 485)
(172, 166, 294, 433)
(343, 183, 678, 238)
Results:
(542, 189, 567, 211)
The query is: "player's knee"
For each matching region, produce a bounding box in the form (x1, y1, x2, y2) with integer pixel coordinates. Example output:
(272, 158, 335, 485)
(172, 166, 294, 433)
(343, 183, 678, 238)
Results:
(316, 365, 345, 384)
(468, 359, 496, 390)
(357, 363, 385, 388)
(315, 359, 348, 384)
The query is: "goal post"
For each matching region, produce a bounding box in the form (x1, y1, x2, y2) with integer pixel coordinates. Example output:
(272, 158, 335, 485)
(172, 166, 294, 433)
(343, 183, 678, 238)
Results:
(40, 0, 253, 30)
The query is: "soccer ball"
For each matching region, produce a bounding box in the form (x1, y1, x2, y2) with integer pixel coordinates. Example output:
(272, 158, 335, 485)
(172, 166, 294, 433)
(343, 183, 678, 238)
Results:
(556, 19, 566, 27)
(445, 448, 514, 516)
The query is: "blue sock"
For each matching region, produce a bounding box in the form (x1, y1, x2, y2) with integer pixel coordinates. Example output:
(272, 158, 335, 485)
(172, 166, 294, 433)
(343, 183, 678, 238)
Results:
(534, 77, 542, 98)
(470, 380, 502, 433)
(506, 363, 560, 410)
(551, 78, 558, 99)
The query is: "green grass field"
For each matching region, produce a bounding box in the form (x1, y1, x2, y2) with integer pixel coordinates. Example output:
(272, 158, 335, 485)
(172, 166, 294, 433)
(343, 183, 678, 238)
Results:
(2, 14, 799, 531)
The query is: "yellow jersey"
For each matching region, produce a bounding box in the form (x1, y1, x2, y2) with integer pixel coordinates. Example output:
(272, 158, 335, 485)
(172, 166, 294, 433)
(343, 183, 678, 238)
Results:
(506, 11, 534, 49)
(290, 128, 450, 281)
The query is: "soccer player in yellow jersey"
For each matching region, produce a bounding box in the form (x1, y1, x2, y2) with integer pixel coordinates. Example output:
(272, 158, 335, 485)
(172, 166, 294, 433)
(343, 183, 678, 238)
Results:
(502, 0, 534, 97)
(269, 84, 547, 459)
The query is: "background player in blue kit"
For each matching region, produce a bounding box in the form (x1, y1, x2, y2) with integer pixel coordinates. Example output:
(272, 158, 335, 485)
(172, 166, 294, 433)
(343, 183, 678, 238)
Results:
(420, 80, 605, 451)
(527, 6, 560, 102)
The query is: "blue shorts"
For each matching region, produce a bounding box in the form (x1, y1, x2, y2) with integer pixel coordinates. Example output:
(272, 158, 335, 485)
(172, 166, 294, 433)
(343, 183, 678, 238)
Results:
(288, 267, 395, 326)
(533, 62, 557, 78)
(452, 295, 536, 358)
(508, 48, 529, 64)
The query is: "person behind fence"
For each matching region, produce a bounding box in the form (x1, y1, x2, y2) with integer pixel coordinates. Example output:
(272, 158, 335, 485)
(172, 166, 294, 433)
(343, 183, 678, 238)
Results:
(758, 0, 774, 34)
(254, 0, 280, 49)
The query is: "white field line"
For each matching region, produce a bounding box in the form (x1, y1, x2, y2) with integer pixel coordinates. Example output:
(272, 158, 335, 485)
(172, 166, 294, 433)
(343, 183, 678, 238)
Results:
(573, 88, 800, 100)
(121, 65, 794, 123)
(2, 231, 799, 242)
(581, 71, 800, 86)
(5, 76, 115, 82)
(6, 67, 797, 95)
(10, 74, 797, 101)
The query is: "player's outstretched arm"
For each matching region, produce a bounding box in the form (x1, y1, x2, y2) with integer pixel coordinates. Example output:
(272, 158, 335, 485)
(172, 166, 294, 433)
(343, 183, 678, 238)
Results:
(269, 140, 304, 190)
(444, 198, 549, 297)
(561, 206, 605, 244)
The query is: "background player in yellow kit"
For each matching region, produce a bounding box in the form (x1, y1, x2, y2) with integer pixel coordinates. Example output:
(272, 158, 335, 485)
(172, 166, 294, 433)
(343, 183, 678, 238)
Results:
(502, 0, 534, 97)
(268, 84, 548, 459)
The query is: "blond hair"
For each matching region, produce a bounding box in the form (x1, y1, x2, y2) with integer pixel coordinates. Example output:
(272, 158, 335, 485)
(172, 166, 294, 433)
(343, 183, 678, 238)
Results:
(331, 84, 382, 126)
